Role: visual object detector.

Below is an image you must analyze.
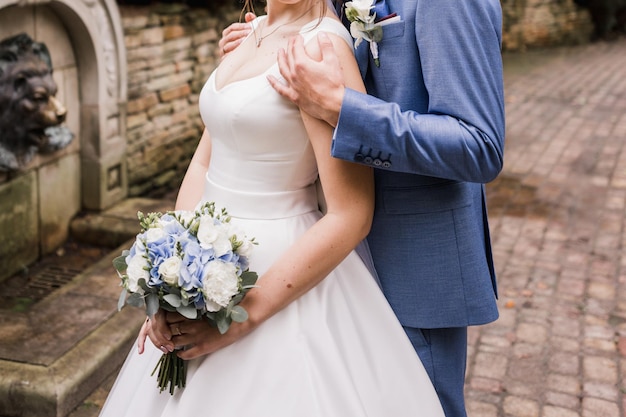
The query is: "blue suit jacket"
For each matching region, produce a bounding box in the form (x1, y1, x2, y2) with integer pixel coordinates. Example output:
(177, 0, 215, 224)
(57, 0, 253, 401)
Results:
(332, 0, 505, 328)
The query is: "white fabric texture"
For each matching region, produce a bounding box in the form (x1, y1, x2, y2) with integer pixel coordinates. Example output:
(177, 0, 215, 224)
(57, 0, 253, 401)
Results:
(99, 17, 444, 417)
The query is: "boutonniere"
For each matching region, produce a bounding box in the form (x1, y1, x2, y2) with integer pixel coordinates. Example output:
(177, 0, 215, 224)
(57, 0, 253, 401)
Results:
(344, 0, 399, 67)
(344, 0, 382, 66)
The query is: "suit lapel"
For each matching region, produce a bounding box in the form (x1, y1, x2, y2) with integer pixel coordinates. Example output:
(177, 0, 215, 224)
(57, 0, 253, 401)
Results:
(355, 41, 370, 79)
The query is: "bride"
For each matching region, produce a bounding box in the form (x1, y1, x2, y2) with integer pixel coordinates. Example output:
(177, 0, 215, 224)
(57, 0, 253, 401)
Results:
(99, 1, 445, 415)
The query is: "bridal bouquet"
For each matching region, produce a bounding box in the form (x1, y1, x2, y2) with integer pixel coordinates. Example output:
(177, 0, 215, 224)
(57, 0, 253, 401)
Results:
(113, 201, 258, 395)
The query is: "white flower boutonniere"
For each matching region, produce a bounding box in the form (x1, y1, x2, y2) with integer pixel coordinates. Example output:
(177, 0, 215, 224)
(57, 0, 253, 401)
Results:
(344, 0, 383, 66)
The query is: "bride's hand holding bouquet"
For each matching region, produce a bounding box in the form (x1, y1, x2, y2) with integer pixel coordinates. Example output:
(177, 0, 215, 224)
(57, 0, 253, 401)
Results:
(114, 201, 258, 395)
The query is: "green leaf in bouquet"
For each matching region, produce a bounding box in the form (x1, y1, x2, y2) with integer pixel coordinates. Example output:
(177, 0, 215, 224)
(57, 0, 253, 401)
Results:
(138, 210, 163, 232)
(204, 311, 216, 322)
(146, 293, 160, 317)
(117, 288, 128, 311)
(138, 278, 151, 293)
(112, 254, 128, 273)
(216, 314, 232, 334)
(229, 293, 244, 306)
(159, 302, 177, 313)
(177, 304, 198, 319)
(163, 293, 182, 308)
(229, 305, 248, 323)
(167, 286, 182, 297)
(127, 292, 146, 308)
(240, 271, 259, 289)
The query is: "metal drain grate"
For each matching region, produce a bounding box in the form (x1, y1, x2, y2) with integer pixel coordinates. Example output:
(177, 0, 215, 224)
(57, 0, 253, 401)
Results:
(1, 240, 109, 310)
(27, 265, 83, 293)
(3, 264, 84, 303)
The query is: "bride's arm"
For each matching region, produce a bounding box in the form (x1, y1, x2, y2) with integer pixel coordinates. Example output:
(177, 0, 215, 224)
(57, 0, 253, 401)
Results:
(175, 128, 212, 211)
(165, 33, 372, 360)
(137, 128, 212, 354)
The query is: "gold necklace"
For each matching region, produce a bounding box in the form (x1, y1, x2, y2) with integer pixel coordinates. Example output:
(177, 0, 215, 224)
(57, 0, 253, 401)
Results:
(255, 4, 316, 48)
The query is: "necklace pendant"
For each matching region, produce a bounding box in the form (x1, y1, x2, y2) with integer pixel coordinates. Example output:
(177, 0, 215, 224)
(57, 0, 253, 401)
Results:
(256, 37, 262, 47)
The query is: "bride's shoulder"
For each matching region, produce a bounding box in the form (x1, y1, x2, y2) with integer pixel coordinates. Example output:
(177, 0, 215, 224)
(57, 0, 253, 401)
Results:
(300, 16, 352, 47)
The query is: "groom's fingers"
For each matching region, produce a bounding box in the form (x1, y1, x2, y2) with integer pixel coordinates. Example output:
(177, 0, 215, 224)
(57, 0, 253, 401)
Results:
(317, 32, 340, 70)
(268, 47, 299, 103)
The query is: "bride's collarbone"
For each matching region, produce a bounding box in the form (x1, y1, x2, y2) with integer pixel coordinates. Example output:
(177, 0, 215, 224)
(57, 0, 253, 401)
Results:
(216, 29, 298, 89)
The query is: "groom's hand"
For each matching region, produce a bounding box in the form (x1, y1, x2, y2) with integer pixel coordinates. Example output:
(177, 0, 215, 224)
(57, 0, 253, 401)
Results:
(268, 32, 345, 127)
(218, 12, 256, 58)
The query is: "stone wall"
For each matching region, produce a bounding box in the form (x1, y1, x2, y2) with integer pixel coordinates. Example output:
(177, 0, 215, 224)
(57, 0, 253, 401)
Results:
(501, 0, 593, 51)
(121, 3, 240, 198)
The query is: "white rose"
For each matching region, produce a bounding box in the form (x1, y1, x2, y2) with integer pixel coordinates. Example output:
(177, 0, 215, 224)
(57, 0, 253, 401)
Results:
(236, 238, 254, 258)
(158, 256, 182, 286)
(126, 255, 149, 293)
(198, 217, 232, 257)
(145, 227, 166, 243)
(202, 261, 239, 311)
(225, 224, 254, 258)
(197, 215, 220, 246)
(345, 0, 375, 21)
(212, 225, 233, 257)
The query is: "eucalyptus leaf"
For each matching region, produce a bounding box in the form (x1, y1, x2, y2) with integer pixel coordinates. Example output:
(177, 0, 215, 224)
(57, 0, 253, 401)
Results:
(160, 304, 177, 312)
(177, 305, 198, 319)
(240, 271, 258, 287)
(229, 293, 244, 306)
(146, 293, 160, 316)
(117, 289, 128, 311)
(138, 278, 151, 292)
(127, 292, 145, 308)
(163, 293, 182, 308)
(217, 316, 232, 334)
(229, 305, 248, 323)
(168, 286, 182, 297)
(112, 255, 128, 273)
(370, 25, 383, 42)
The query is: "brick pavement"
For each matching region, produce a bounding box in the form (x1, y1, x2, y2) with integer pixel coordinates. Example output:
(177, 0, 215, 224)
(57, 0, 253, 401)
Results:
(466, 37, 626, 417)
(66, 38, 626, 417)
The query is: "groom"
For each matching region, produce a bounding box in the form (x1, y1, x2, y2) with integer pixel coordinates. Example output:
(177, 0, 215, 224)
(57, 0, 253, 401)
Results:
(266, 1, 504, 416)
(221, 1, 505, 415)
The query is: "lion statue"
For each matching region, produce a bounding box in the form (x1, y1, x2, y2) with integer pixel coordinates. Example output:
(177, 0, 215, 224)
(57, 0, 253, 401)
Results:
(0, 33, 74, 171)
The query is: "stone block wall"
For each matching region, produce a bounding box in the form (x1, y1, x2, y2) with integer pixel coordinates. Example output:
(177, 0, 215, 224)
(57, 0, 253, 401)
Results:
(121, 4, 240, 198)
(501, 0, 594, 51)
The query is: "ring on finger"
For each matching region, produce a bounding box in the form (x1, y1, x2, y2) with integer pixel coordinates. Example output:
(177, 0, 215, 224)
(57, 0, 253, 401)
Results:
(174, 325, 182, 336)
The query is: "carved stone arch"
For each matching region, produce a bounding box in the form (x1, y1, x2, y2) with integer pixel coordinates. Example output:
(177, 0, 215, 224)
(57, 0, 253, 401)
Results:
(0, 0, 128, 209)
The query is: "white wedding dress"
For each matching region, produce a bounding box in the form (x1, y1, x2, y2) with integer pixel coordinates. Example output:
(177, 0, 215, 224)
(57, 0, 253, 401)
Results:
(100, 17, 444, 417)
